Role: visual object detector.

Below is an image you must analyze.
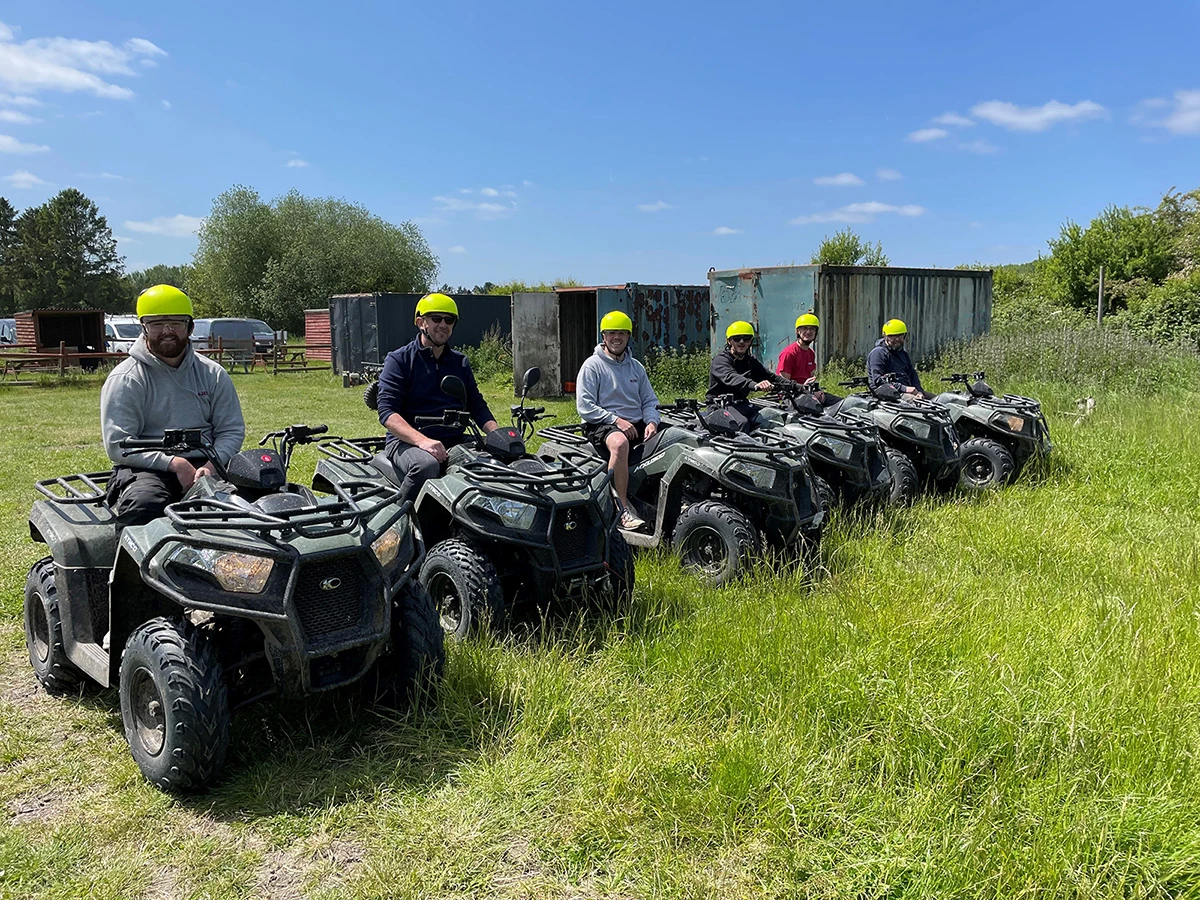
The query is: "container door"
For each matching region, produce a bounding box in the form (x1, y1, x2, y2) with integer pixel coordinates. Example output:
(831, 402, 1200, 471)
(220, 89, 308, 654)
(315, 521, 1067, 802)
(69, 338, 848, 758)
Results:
(708, 270, 758, 357)
(511, 292, 561, 397)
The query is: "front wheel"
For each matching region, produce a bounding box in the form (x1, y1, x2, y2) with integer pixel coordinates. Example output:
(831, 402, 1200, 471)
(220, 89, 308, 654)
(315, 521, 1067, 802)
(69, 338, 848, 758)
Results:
(959, 437, 1016, 489)
(671, 500, 758, 588)
(885, 448, 920, 505)
(600, 528, 636, 609)
(420, 538, 506, 640)
(24, 557, 85, 693)
(119, 618, 230, 793)
(364, 580, 446, 709)
(812, 474, 835, 513)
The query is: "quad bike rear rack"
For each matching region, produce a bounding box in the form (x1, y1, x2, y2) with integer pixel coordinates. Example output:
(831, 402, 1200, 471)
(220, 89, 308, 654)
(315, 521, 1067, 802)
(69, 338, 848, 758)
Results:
(35, 471, 114, 504)
(316, 435, 386, 463)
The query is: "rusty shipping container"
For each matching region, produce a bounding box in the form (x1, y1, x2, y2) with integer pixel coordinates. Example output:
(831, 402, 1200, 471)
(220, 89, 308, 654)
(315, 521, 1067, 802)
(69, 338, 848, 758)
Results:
(708, 265, 991, 370)
(511, 283, 710, 396)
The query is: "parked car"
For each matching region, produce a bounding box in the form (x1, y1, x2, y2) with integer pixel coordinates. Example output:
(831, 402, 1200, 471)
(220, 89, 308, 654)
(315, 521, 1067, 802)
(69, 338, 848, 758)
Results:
(105, 315, 142, 353)
(0, 318, 15, 344)
(191, 318, 279, 358)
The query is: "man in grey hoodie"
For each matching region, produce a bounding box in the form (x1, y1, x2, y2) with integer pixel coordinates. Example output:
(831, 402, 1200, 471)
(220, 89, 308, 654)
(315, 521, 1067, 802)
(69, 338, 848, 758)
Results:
(576, 310, 661, 531)
(100, 285, 245, 526)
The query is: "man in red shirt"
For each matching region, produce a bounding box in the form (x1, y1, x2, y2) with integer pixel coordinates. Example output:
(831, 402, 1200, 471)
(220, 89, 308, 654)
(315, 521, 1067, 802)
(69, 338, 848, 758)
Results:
(777, 313, 820, 383)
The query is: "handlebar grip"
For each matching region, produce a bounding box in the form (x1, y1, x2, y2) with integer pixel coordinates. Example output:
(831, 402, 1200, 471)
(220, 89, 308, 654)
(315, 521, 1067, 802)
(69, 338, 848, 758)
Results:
(309, 424, 329, 435)
(119, 438, 168, 449)
(413, 416, 442, 426)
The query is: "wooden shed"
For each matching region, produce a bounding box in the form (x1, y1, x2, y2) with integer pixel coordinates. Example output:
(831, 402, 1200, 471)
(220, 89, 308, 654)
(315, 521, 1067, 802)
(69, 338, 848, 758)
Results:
(304, 308, 332, 362)
(15, 309, 106, 352)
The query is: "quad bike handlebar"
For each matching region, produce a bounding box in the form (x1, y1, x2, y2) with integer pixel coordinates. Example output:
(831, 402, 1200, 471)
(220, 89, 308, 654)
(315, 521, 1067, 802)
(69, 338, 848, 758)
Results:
(941, 371, 986, 384)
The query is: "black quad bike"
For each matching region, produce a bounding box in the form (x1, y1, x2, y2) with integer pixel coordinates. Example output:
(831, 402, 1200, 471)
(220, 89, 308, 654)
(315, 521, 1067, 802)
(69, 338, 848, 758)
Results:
(932, 371, 1054, 489)
(752, 380, 893, 509)
(538, 396, 825, 587)
(315, 368, 633, 639)
(24, 425, 443, 793)
(829, 376, 962, 500)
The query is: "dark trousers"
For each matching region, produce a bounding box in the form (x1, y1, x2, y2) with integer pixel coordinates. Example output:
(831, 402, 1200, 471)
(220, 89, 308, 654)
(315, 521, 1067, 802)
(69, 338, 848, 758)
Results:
(105, 466, 184, 527)
(384, 442, 444, 506)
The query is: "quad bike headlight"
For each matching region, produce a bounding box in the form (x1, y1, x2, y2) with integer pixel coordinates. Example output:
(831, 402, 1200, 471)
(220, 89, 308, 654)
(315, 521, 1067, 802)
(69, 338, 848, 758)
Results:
(811, 435, 855, 461)
(468, 495, 538, 530)
(726, 459, 777, 490)
(990, 413, 1029, 434)
(370, 524, 406, 568)
(894, 416, 932, 441)
(168, 546, 274, 594)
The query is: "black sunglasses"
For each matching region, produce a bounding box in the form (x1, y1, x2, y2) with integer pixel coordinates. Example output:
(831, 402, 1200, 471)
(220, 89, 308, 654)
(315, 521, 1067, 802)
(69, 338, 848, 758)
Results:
(425, 314, 457, 325)
(730, 335, 753, 343)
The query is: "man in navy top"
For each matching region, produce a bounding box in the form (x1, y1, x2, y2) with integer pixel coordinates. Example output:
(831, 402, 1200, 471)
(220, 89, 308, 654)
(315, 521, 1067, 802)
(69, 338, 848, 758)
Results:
(866, 318, 930, 398)
(376, 293, 499, 503)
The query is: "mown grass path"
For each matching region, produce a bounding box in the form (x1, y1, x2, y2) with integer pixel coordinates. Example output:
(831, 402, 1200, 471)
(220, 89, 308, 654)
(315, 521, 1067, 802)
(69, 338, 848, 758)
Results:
(1, 372, 1198, 898)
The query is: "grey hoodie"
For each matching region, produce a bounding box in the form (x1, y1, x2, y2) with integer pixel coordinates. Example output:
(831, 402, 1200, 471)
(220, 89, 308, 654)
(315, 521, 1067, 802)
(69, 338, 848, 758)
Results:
(576, 343, 661, 426)
(100, 335, 246, 471)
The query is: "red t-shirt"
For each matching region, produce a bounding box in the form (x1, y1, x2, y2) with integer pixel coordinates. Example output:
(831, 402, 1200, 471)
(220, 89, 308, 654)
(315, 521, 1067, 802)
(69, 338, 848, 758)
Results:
(777, 342, 816, 382)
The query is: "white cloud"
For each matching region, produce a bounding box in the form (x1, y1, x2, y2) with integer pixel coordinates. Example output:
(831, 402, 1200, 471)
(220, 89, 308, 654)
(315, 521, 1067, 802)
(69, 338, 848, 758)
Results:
(637, 200, 671, 213)
(813, 172, 864, 187)
(0, 108, 35, 123)
(3, 168, 44, 188)
(969, 99, 1106, 132)
(113, 234, 141, 244)
(479, 186, 516, 198)
(522, 180, 534, 187)
(0, 23, 167, 100)
(0, 92, 38, 106)
(1135, 90, 1200, 135)
(959, 139, 1000, 154)
(906, 127, 948, 143)
(876, 168, 902, 181)
(123, 214, 204, 237)
(433, 194, 515, 220)
(446, 245, 466, 253)
(0, 133, 48, 153)
(790, 201, 926, 225)
(161, 99, 171, 110)
(712, 226, 742, 235)
(285, 158, 309, 168)
(932, 112, 974, 127)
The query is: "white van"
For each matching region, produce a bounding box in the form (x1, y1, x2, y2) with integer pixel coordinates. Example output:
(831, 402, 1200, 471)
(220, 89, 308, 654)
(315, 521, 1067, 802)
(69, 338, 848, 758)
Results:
(105, 315, 142, 353)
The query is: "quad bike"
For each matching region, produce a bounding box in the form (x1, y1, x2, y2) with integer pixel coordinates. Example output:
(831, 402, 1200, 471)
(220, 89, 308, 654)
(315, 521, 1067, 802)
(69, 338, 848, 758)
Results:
(828, 376, 961, 500)
(24, 424, 443, 793)
(537, 396, 825, 588)
(932, 370, 1054, 489)
(751, 380, 893, 509)
(315, 368, 633, 639)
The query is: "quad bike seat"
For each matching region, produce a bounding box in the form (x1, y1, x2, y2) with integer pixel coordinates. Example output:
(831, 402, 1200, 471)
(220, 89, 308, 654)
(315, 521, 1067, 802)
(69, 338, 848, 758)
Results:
(371, 441, 482, 488)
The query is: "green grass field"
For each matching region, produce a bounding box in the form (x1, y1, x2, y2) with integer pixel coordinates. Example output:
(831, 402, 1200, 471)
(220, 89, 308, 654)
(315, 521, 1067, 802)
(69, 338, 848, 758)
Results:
(2, 356, 1200, 899)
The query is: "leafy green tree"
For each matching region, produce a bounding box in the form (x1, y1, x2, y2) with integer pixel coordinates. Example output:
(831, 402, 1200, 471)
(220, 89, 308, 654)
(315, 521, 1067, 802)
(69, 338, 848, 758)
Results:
(0, 196, 16, 315)
(810, 227, 889, 266)
(190, 186, 437, 332)
(484, 278, 582, 294)
(11, 188, 124, 311)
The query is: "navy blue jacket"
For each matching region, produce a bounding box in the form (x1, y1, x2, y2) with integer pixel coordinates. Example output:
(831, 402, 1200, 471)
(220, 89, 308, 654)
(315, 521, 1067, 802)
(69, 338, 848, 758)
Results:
(866, 338, 923, 391)
(377, 337, 495, 447)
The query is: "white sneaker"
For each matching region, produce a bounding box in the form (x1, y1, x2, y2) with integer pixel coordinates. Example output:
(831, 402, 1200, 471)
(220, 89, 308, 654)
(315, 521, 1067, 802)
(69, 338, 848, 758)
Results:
(619, 508, 646, 531)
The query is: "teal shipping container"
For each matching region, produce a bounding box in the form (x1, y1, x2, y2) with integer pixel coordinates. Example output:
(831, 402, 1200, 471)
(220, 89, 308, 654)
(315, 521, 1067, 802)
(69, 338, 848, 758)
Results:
(708, 265, 992, 371)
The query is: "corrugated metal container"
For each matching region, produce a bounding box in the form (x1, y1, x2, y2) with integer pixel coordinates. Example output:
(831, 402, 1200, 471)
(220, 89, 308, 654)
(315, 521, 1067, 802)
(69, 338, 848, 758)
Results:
(304, 308, 332, 362)
(511, 283, 710, 396)
(329, 292, 512, 375)
(708, 265, 991, 369)
(14, 309, 106, 352)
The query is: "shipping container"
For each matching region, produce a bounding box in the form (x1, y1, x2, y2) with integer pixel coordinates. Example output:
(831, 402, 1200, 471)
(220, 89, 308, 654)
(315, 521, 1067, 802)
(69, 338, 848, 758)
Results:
(511, 283, 710, 396)
(708, 265, 991, 371)
(329, 292, 512, 375)
(14, 309, 106, 353)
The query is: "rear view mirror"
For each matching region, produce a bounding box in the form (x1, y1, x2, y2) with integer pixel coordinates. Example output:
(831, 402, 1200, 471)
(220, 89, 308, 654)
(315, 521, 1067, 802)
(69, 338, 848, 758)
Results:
(521, 367, 541, 396)
(441, 375, 467, 406)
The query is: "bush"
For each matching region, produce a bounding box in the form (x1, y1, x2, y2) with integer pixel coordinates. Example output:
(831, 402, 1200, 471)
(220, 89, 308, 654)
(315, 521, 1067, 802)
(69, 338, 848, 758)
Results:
(643, 345, 710, 398)
(461, 324, 513, 387)
(1110, 271, 1200, 350)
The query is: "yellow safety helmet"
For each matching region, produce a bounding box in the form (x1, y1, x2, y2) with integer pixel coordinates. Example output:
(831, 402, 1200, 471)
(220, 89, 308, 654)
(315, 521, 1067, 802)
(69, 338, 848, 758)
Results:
(600, 310, 633, 333)
(882, 318, 908, 336)
(725, 320, 755, 340)
(795, 313, 820, 329)
(136, 284, 193, 319)
(415, 292, 459, 318)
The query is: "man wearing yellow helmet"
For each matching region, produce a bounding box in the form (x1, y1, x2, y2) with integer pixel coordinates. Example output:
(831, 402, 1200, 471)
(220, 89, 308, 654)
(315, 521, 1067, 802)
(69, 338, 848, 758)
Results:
(99, 285, 246, 525)
(576, 310, 661, 531)
(707, 320, 786, 421)
(867, 318, 928, 397)
(375, 292, 499, 504)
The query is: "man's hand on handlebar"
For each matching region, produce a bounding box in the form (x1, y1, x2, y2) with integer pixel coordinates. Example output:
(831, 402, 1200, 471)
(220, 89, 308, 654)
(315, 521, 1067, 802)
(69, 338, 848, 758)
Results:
(755, 379, 773, 391)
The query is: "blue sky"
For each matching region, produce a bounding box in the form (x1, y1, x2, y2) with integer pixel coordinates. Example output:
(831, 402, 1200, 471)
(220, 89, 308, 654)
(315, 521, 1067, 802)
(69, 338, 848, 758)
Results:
(1, 1, 1198, 287)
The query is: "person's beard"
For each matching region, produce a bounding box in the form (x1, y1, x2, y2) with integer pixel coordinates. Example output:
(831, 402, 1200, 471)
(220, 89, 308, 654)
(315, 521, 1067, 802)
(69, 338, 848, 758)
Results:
(148, 331, 187, 359)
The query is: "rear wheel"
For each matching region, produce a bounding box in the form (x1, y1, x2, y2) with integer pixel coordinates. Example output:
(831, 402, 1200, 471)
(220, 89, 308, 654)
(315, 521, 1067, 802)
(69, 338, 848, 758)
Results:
(885, 448, 920, 505)
(119, 618, 229, 793)
(24, 557, 84, 693)
(363, 381, 380, 411)
(671, 500, 757, 588)
(420, 538, 505, 639)
(959, 437, 1016, 490)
